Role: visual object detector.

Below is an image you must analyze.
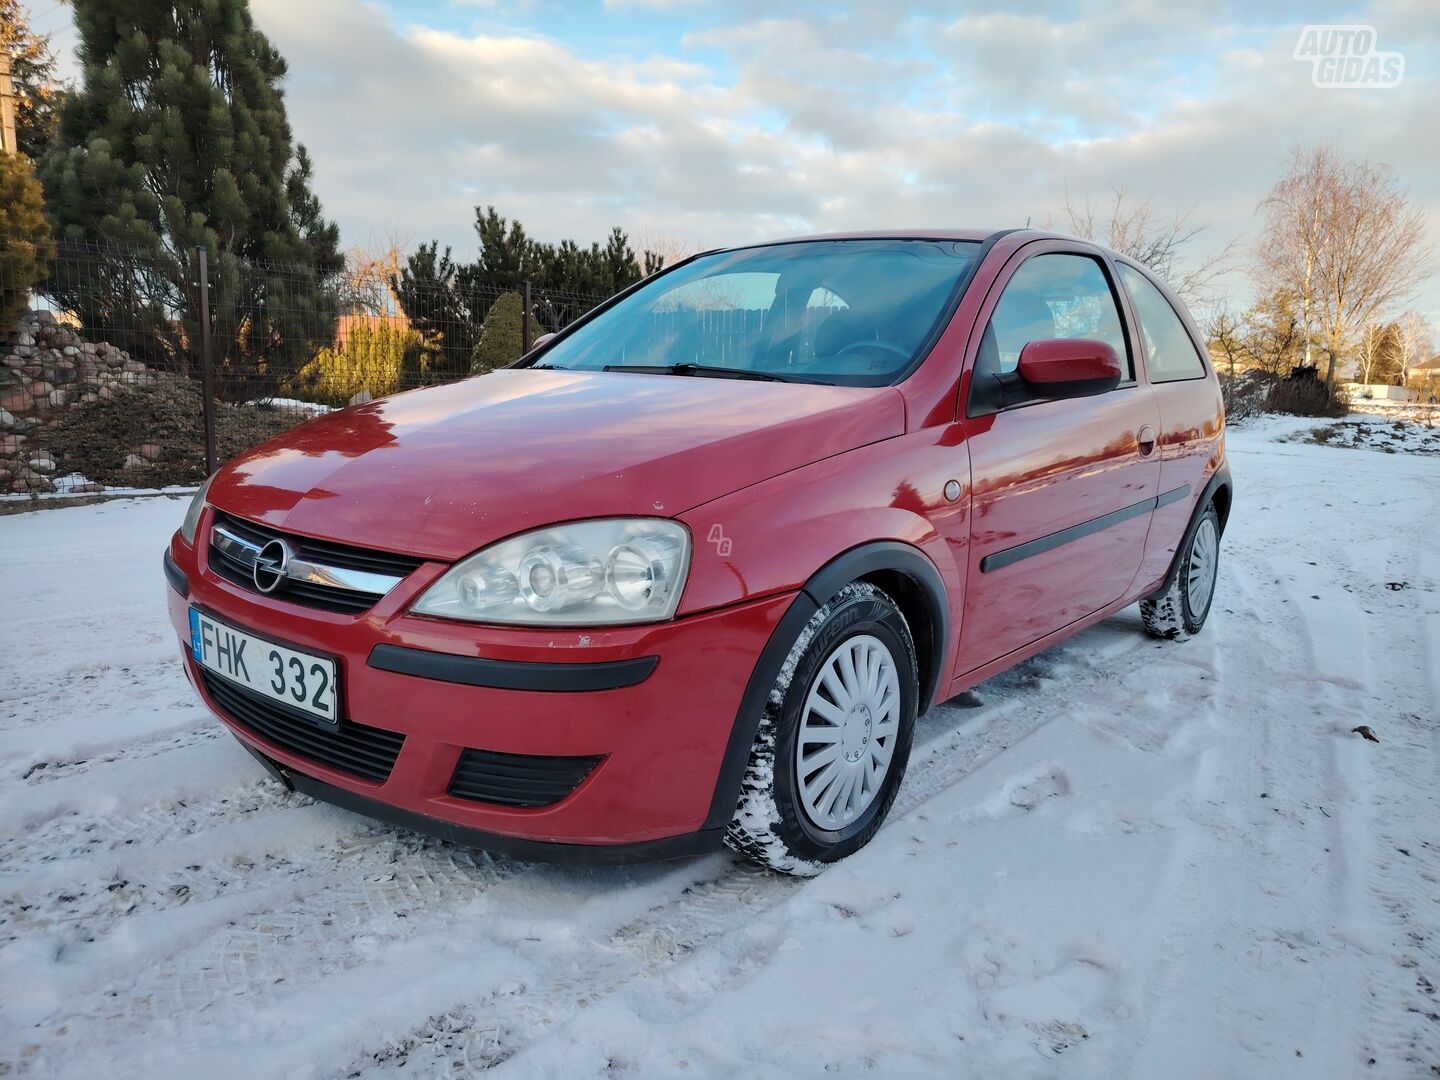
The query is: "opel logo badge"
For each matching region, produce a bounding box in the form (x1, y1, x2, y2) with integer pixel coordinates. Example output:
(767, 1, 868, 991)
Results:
(253, 538, 292, 593)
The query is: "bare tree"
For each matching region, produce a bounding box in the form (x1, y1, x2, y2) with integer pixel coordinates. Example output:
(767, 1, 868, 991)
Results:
(1354, 323, 1397, 385)
(342, 229, 414, 315)
(1257, 144, 1431, 397)
(1394, 310, 1435, 387)
(635, 230, 704, 277)
(1204, 306, 1248, 388)
(1243, 289, 1309, 379)
(1060, 185, 1241, 304)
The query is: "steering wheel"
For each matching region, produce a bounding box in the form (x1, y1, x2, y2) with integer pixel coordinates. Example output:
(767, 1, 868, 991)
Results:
(836, 339, 911, 362)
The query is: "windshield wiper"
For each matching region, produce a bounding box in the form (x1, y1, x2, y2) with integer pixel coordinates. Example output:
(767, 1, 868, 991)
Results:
(602, 362, 810, 383)
(527, 363, 567, 370)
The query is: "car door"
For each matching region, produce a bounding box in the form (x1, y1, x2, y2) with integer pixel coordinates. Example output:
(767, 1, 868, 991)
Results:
(952, 243, 1161, 676)
(1115, 261, 1226, 591)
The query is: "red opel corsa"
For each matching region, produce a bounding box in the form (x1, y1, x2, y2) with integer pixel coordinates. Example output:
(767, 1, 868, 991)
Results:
(165, 230, 1230, 874)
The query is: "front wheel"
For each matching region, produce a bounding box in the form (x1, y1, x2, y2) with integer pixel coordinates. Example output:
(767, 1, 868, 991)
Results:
(1141, 502, 1221, 639)
(724, 581, 918, 875)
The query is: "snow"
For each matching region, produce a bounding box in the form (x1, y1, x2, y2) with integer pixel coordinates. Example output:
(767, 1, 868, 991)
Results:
(245, 397, 334, 415)
(2, 417, 1437, 1078)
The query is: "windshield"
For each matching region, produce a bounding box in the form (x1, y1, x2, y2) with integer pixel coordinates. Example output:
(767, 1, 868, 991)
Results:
(530, 239, 979, 386)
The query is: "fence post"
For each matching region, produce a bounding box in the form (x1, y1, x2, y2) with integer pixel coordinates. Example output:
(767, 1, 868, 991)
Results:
(195, 246, 217, 477)
(521, 280, 532, 354)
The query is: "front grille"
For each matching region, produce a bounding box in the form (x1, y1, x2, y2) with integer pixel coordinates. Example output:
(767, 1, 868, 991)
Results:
(448, 748, 601, 808)
(201, 670, 405, 783)
(209, 512, 425, 614)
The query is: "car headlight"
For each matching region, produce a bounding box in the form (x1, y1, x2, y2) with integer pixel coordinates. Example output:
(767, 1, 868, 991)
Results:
(180, 474, 214, 546)
(413, 519, 691, 626)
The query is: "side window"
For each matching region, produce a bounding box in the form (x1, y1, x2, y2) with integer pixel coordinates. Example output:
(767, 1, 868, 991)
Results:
(1117, 264, 1207, 382)
(970, 253, 1130, 413)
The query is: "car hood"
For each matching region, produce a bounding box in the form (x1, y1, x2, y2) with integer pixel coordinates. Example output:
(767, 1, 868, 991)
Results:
(210, 369, 905, 560)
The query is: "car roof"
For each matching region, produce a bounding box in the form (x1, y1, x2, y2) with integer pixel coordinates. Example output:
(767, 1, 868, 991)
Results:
(718, 228, 1082, 252)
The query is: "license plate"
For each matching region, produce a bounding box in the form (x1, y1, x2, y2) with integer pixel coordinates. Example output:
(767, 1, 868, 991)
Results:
(189, 608, 338, 726)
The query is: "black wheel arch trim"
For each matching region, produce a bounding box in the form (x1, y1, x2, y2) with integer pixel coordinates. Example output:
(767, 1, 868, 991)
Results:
(701, 540, 949, 831)
(368, 643, 658, 692)
(1149, 463, 1233, 600)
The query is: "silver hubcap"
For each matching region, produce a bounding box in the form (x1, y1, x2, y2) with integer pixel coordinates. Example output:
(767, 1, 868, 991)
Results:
(1187, 517, 1219, 615)
(796, 634, 900, 831)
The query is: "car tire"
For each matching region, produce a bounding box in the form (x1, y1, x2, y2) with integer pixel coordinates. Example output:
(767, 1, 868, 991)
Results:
(724, 581, 918, 876)
(1141, 502, 1221, 640)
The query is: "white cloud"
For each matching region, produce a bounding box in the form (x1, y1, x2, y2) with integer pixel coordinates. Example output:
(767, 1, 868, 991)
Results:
(250, 0, 1440, 317)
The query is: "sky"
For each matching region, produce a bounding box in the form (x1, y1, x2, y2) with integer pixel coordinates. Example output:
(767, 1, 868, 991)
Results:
(22, 0, 1440, 322)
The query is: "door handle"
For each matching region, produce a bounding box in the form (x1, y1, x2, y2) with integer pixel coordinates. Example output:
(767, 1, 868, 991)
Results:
(1137, 425, 1157, 456)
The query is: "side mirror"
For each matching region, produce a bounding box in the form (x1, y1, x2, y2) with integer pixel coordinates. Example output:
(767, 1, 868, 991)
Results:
(530, 332, 556, 351)
(1017, 338, 1122, 397)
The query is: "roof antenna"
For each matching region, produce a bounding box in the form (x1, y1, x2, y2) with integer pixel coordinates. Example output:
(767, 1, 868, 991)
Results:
(1025, 216, 1032, 228)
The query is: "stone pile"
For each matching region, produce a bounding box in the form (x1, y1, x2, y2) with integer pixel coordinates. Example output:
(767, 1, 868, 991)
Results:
(0, 310, 161, 494)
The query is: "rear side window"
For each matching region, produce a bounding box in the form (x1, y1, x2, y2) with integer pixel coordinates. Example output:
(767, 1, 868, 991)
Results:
(1118, 264, 1207, 382)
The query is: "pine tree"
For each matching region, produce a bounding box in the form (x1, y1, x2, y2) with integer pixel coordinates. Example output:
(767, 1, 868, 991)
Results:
(39, 0, 341, 394)
(0, 150, 55, 333)
(0, 0, 65, 159)
(470, 291, 538, 373)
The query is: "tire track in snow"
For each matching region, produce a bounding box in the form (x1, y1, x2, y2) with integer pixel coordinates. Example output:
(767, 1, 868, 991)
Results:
(332, 626, 1157, 1078)
(14, 721, 219, 786)
(1350, 508, 1440, 1077)
(1, 770, 281, 878)
(1120, 491, 1377, 1077)
(3, 831, 525, 1076)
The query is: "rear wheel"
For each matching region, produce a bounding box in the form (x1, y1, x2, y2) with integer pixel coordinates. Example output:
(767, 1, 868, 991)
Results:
(724, 581, 918, 875)
(1141, 502, 1221, 639)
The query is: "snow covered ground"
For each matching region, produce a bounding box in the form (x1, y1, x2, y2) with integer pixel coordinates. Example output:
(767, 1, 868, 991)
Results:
(1, 416, 1437, 1079)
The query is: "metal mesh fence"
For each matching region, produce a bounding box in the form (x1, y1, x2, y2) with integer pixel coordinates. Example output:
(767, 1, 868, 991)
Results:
(0, 241, 609, 494)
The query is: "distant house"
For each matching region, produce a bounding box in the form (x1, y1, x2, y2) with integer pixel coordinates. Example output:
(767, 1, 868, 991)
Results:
(1410, 354, 1440, 398)
(334, 313, 411, 351)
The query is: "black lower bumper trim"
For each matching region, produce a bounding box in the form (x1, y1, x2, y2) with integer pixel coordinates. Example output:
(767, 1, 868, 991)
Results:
(277, 763, 721, 865)
(163, 549, 189, 597)
(368, 643, 658, 692)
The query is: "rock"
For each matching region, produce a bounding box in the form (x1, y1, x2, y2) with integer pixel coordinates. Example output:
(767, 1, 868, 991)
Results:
(0, 409, 14, 429)
(123, 453, 147, 471)
(137, 442, 162, 461)
(348, 389, 373, 406)
(28, 381, 54, 398)
(28, 452, 57, 473)
(14, 345, 32, 357)
(1, 435, 20, 454)
(62, 345, 79, 357)
(48, 389, 67, 408)
(1, 389, 30, 413)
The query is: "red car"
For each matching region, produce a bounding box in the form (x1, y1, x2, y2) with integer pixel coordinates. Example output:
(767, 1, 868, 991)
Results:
(165, 230, 1230, 874)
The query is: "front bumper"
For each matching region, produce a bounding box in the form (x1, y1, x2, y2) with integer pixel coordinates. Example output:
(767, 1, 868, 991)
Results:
(165, 515, 795, 855)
